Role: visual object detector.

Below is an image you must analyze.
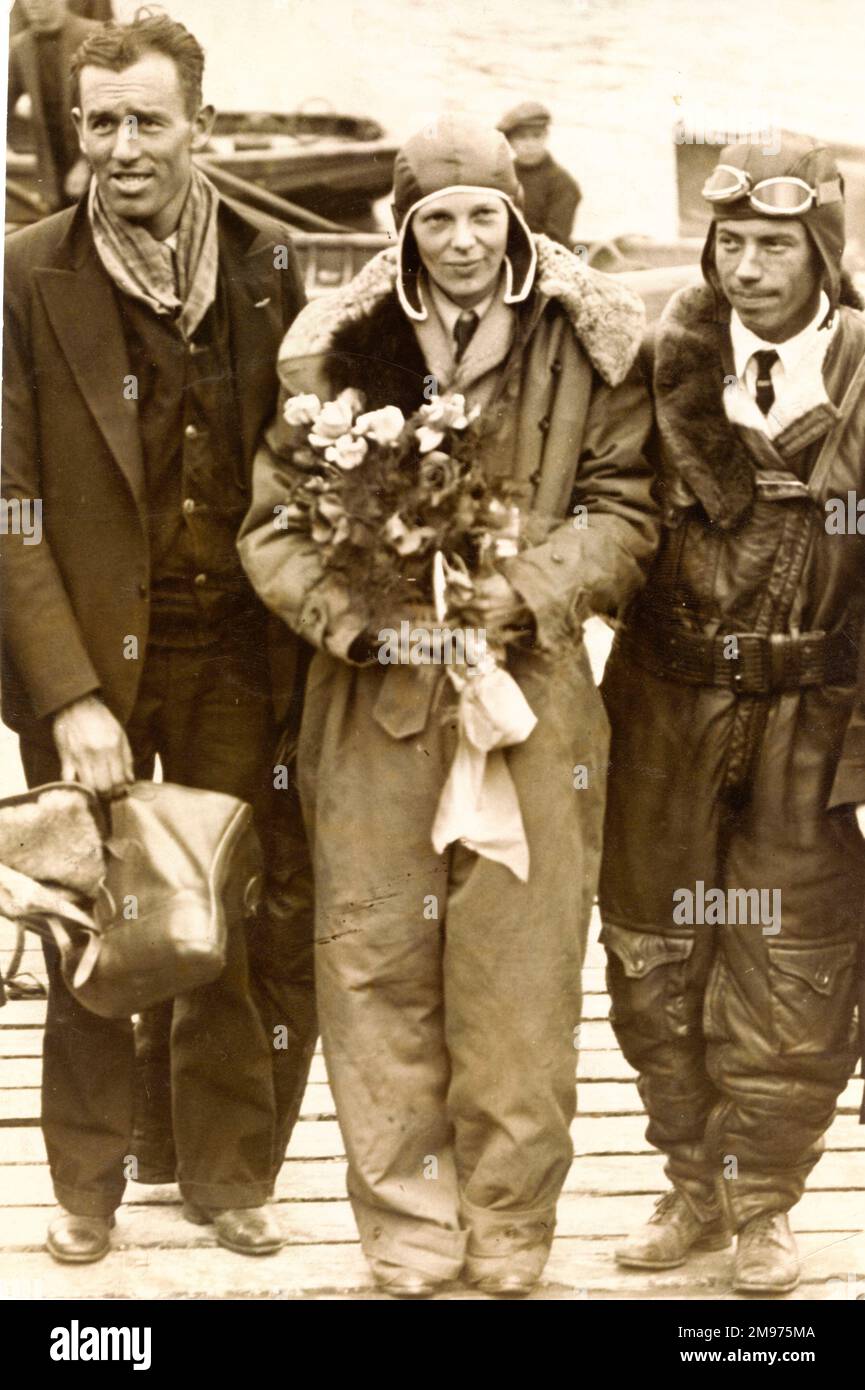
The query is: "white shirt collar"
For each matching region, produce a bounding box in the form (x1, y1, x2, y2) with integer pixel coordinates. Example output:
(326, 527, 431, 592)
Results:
(730, 290, 833, 381)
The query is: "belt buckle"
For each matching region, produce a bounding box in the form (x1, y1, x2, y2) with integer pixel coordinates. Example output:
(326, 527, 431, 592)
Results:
(767, 633, 793, 691)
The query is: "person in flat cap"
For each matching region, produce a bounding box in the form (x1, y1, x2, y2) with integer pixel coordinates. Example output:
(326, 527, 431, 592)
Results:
(497, 100, 581, 246)
(240, 113, 658, 1297)
(599, 132, 865, 1294)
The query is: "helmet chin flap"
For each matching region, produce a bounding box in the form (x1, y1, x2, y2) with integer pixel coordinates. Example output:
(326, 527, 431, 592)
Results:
(389, 115, 539, 321)
(396, 187, 537, 321)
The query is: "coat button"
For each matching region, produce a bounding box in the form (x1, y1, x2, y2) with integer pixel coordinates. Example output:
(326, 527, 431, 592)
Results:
(182, 497, 196, 514)
(194, 572, 207, 587)
(633, 956, 644, 971)
(138, 581, 148, 598)
(816, 969, 829, 987)
(185, 423, 200, 439)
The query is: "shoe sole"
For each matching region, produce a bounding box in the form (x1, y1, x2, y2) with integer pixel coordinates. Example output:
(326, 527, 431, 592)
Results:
(616, 1232, 733, 1270)
(732, 1276, 800, 1295)
(46, 1242, 111, 1265)
(378, 1283, 439, 1299)
(471, 1282, 536, 1297)
(182, 1202, 282, 1256)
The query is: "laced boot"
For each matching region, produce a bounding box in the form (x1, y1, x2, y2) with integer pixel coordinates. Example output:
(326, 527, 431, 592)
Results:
(733, 1211, 800, 1295)
(615, 1189, 732, 1270)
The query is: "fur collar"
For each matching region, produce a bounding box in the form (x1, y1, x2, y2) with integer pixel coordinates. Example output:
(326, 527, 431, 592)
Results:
(278, 236, 645, 389)
(654, 284, 757, 529)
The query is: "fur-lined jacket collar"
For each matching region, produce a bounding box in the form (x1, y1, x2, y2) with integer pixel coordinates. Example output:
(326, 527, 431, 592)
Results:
(654, 283, 865, 529)
(278, 236, 645, 395)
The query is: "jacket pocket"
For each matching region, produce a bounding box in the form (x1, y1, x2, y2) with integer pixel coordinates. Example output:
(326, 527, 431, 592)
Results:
(601, 922, 696, 1041)
(767, 939, 858, 1058)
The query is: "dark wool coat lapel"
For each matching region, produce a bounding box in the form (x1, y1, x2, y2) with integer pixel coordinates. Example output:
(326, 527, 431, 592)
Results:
(327, 292, 430, 416)
(654, 284, 757, 529)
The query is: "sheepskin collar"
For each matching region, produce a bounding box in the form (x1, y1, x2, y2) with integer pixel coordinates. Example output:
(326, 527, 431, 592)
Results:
(279, 235, 645, 389)
(655, 284, 865, 529)
(654, 284, 759, 529)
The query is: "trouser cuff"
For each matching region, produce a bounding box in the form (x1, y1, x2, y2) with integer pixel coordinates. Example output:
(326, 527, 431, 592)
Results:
(352, 1199, 467, 1281)
(178, 1180, 271, 1209)
(664, 1163, 724, 1224)
(53, 1181, 123, 1220)
(726, 1189, 796, 1232)
(460, 1193, 557, 1259)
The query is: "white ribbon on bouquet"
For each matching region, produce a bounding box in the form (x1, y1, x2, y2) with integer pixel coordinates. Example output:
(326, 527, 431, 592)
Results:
(429, 551, 537, 881)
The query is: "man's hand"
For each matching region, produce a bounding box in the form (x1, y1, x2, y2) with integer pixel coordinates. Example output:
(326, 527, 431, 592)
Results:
(856, 804, 865, 840)
(52, 695, 134, 797)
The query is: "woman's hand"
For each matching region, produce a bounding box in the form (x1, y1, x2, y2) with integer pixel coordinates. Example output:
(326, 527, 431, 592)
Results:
(460, 573, 531, 634)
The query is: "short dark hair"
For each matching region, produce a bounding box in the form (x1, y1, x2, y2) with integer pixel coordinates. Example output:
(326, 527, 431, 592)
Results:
(70, 7, 206, 117)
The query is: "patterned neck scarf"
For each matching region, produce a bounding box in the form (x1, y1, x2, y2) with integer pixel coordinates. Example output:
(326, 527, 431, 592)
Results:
(88, 165, 220, 341)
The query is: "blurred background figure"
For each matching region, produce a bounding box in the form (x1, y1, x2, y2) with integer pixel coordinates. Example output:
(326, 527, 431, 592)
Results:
(10, 0, 112, 35)
(6, 0, 104, 211)
(498, 100, 581, 247)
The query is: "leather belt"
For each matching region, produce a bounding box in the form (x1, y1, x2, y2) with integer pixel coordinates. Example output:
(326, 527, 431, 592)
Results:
(618, 623, 858, 694)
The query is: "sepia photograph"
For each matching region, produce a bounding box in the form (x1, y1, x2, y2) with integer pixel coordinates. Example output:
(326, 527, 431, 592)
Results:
(0, 0, 863, 1344)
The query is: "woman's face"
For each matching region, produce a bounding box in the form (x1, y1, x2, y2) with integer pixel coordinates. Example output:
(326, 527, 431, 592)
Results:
(411, 191, 509, 308)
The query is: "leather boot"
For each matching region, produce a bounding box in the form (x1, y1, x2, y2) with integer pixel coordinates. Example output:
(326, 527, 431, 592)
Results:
(733, 1211, 800, 1295)
(47, 1211, 115, 1265)
(616, 1189, 732, 1269)
(368, 1258, 442, 1299)
(465, 1245, 549, 1297)
(183, 1201, 283, 1256)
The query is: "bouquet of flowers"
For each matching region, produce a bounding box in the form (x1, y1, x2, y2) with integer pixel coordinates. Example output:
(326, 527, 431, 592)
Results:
(278, 387, 535, 642)
(278, 385, 544, 880)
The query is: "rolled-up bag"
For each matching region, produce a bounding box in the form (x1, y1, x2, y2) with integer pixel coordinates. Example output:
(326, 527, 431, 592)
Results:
(0, 781, 262, 1018)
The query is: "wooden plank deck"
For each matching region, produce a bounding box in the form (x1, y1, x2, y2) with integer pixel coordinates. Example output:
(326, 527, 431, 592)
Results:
(1, 918, 863, 1301)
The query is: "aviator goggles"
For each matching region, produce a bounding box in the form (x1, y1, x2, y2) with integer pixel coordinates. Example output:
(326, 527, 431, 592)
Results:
(702, 164, 843, 215)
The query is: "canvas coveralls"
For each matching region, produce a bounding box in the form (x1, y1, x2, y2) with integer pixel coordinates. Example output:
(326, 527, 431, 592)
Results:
(240, 241, 658, 1277)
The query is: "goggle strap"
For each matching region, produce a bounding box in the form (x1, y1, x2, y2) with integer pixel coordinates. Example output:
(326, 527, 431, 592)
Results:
(816, 178, 843, 206)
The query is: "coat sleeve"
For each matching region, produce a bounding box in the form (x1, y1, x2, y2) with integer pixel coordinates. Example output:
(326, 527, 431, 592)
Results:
(0, 244, 102, 720)
(499, 361, 659, 653)
(238, 364, 370, 664)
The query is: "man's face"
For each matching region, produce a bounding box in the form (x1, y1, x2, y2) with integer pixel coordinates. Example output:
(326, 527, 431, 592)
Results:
(19, 0, 67, 33)
(73, 52, 215, 240)
(714, 216, 824, 341)
(508, 127, 549, 167)
(411, 191, 509, 309)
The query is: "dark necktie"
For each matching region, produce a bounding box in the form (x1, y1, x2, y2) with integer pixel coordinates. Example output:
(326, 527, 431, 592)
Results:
(751, 349, 779, 416)
(453, 309, 480, 364)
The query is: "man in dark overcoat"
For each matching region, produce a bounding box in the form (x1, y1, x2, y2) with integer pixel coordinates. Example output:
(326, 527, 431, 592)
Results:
(1, 11, 315, 1263)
